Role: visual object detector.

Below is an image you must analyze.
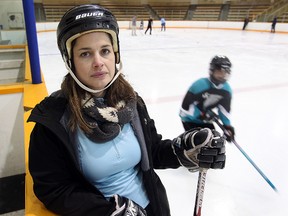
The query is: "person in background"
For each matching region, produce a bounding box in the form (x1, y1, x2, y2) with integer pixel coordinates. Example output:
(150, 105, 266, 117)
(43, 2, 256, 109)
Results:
(145, 16, 153, 35)
(131, 15, 137, 36)
(242, 16, 249, 30)
(160, 17, 166, 31)
(271, 16, 277, 33)
(180, 55, 235, 142)
(28, 5, 226, 216)
(140, 19, 144, 30)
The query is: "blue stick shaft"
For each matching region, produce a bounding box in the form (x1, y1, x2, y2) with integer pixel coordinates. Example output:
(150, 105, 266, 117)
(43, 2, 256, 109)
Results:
(230, 138, 278, 192)
(212, 116, 278, 192)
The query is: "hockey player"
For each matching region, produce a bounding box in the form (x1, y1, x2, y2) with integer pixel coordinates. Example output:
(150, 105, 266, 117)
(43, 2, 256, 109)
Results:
(180, 55, 235, 141)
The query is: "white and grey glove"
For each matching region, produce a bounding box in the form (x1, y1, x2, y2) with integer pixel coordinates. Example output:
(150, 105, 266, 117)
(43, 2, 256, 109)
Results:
(110, 194, 147, 216)
(172, 128, 226, 172)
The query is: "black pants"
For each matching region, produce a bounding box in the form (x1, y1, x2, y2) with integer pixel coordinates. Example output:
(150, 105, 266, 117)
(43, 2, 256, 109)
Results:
(182, 121, 215, 131)
(145, 26, 152, 34)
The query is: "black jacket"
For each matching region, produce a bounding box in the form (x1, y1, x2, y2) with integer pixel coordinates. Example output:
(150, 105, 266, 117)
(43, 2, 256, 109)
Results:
(28, 91, 182, 216)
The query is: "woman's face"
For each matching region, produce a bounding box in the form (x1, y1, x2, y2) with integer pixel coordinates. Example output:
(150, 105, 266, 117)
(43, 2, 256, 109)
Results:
(72, 32, 116, 95)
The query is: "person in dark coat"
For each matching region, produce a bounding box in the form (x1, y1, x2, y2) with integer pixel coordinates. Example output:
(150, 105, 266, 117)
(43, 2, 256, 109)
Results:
(145, 17, 153, 35)
(242, 16, 249, 30)
(271, 16, 277, 33)
(28, 5, 226, 216)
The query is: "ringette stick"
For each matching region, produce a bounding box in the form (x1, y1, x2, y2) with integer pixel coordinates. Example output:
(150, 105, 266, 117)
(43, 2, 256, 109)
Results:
(209, 111, 278, 192)
(193, 168, 208, 216)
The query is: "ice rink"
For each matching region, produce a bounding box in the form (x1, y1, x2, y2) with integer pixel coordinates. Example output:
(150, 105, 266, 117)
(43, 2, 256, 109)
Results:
(37, 27, 288, 216)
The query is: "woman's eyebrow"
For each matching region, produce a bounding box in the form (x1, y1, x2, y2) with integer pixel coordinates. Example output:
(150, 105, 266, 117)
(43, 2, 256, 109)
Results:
(76, 44, 112, 51)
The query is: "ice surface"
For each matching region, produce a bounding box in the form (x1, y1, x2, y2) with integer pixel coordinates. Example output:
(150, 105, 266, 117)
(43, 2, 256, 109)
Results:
(37, 28, 288, 216)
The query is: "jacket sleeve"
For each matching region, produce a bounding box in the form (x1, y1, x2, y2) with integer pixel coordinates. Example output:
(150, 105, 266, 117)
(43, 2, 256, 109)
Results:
(148, 118, 182, 169)
(137, 97, 181, 169)
(28, 124, 115, 216)
(218, 89, 232, 126)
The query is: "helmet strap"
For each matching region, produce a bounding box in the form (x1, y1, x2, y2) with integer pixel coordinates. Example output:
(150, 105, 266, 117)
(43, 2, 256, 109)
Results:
(65, 61, 123, 94)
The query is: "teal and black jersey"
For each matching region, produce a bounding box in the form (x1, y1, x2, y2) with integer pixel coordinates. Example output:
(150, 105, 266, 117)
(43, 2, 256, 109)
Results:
(180, 77, 232, 126)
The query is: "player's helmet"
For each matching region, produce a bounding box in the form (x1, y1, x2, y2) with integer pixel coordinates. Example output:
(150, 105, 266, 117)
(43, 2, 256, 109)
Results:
(209, 55, 232, 73)
(57, 4, 120, 70)
(209, 55, 232, 84)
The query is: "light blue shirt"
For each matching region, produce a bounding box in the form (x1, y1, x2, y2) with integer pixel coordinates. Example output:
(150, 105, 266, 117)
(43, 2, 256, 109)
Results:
(76, 123, 149, 208)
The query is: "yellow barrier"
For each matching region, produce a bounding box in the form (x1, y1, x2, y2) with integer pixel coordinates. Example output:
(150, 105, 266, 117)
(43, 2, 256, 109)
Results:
(21, 46, 56, 215)
(0, 45, 55, 215)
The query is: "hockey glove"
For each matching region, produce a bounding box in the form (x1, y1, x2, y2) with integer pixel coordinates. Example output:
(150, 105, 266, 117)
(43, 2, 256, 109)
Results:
(110, 194, 147, 216)
(223, 125, 235, 142)
(172, 128, 213, 171)
(197, 130, 226, 169)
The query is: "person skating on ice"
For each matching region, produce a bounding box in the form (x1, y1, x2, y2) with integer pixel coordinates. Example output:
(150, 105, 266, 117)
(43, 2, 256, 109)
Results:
(145, 17, 153, 35)
(180, 55, 235, 142)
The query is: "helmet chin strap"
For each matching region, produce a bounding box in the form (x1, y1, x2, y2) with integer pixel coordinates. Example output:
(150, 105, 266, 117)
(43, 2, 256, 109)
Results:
(65, 61, 123, 94)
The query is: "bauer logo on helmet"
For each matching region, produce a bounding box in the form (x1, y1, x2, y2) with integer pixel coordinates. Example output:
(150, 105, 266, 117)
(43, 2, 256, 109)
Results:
(75, 12, 104, 20)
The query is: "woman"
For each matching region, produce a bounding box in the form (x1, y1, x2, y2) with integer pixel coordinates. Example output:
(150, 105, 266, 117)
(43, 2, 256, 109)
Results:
(28, 5, 226, 216)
